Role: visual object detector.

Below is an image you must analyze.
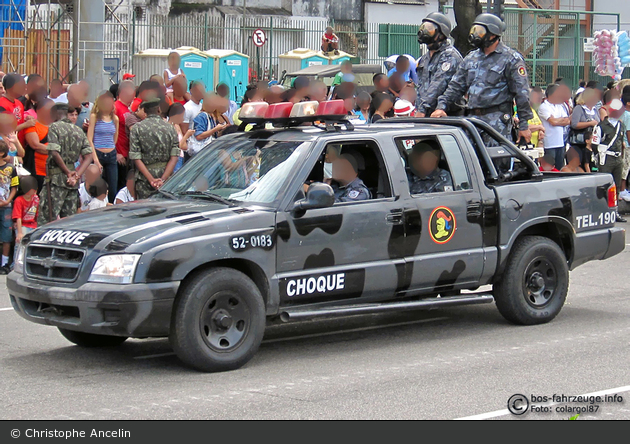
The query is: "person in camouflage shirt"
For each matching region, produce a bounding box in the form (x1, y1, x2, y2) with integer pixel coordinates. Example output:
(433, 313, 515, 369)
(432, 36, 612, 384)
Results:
(129, 98, 180, 200)
(431, 14, 533, 144)
(38, 103, 94, 225)
(415, 12, 463, 117)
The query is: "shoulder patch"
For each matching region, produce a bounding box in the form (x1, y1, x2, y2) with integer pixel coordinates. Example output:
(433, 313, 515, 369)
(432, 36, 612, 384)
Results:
(348, 190, 360, 199)
(441, 62, 451, 72)
(518, 65, 527, 77)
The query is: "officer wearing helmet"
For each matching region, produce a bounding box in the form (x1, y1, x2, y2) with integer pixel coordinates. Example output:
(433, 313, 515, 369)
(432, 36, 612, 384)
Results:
(415, 12, 463, 117)
(431, 13, 533, 144)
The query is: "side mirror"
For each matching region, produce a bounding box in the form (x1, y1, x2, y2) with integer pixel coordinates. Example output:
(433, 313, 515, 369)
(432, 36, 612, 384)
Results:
(292, 182, 335, 213)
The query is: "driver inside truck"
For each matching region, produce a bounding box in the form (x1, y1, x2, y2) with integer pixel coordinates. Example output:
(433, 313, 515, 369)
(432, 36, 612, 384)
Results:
(407, 140, 454, 194)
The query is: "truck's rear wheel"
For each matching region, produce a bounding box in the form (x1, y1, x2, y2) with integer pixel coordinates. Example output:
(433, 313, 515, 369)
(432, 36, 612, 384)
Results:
(58, 328, 128, 347)
(170, 267, 265, 372)
(494, 236, 569, 325)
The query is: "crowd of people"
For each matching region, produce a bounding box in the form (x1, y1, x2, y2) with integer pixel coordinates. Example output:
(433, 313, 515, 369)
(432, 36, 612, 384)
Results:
(0, 11, 629, 273)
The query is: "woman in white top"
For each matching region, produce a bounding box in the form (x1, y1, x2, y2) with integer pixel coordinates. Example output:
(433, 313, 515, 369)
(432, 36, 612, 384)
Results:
(163, 52, 185, 94)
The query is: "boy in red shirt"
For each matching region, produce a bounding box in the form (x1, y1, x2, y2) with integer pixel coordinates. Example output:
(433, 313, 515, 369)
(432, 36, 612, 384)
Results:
(13, 175, 39, 244)
(0, 74, 32, 135)
(539, 153, 560, 172)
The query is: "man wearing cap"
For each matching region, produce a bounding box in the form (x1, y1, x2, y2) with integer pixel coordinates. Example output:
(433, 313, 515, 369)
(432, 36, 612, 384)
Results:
(129, 98, 180, 200)
(431, 13, 533, 144)
(415, 12, 463, 118)
(122, 73, 136, 82)
(408, 141, 453, 194)
(38, 103, 94, 225)
(330, 152, 370, 203)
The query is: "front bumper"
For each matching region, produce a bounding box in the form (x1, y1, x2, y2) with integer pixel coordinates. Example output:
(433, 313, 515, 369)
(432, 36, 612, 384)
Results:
(571, 226, 626, 269)
(7, 272, 180, 337)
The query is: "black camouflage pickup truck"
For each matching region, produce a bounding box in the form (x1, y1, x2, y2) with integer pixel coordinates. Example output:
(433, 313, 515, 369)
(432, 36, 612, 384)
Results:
(7, 115, 625, 372)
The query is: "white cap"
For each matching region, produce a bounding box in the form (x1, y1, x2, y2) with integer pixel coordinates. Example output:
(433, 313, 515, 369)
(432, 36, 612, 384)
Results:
(394, 99, 414, 116)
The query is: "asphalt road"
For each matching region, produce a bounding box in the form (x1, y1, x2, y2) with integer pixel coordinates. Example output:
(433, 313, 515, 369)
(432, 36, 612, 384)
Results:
(2, 246, 630, 420)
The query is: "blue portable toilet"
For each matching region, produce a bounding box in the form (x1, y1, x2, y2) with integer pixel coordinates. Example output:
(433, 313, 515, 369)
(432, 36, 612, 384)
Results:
(327, 50, 352, 65)
(204, 49, 250, 102)
(278, 48, 328, 76)
(178, 47, 213, 90)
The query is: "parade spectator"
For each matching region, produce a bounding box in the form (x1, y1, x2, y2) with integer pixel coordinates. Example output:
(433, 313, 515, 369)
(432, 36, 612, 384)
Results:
(0, 71, 5, 96)
(0, 74, 30, 134)
(570, 87, 600, 172)
(23, 98, 54, 192)
(370, 92, 393, 123)
(538, 153, 559, 172)
(619, 94, 630, 202)
(388, 72, 405, 99)
(292, 76, 311, 103)
(321, 27, 340, 55)
(129, 98, 180, 199)
(78, 164, 101, 213)
(181, 80, 204, 135)
(394, 99, 414, 117)
(372, 73, 390, 96)
(232, 87, 264, 126)
(266, 85, 285, 105)
(13, 175, 39, 245)
(309, 81, 328, 103)
(191, 94, 225, 154)
(0, 140, 18, 274)
(561, 147, 585, 173)
(115, 169, 136, 204)
(355, 92, 371, 122)
(66, 83, 91, 128)
(600, 88, 620, 121)
(87, 91, 119, 203)
(38, 103, 94, 225)
(387, 55, 411, 83)
(538, 83, 571, 170)
(48, 79, 66, 103)
(526, 86, 545, 148)
(131, 81, 160, 112)
(0, 111, 25, 158)
(115, 81, 135, 191)
(216, 82, 237, 122)
(166, 103, 193, 172)
(399, 86, 417, 107)
(164, 51, 185, 94)
(86, 178, 110, 210)
(171, 76, 189, 106)
(332, 61, 353, 87)
(20, 74, 45, 112)
(124, 106, 145, 142)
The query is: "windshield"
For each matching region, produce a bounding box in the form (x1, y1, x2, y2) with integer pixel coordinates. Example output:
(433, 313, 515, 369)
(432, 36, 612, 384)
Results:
(160, 137, 311, 205)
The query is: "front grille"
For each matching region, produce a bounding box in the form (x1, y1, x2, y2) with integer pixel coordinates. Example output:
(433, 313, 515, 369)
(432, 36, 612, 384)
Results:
(25, 245, 85, 282)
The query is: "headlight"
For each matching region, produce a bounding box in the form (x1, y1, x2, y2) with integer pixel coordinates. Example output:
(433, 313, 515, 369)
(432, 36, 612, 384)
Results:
(88, 254, 141, 284)
(14, 243, 25, 274)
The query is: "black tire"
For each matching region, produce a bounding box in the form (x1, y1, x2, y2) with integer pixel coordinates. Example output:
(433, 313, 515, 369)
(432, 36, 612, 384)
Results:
(58, 328, 128, 347)
(169, 267, 266, 372)
(494, 236, 569, 325)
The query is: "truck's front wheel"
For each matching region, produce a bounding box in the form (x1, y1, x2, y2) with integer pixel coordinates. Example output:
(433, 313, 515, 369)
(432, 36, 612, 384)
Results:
(170, 267, 266, 372)
(494, 236, 569, 325)
(58, 328, 128, 347)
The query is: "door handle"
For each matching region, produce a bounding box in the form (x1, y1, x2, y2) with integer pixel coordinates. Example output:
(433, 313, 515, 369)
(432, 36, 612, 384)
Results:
(386, 209, 404, 225)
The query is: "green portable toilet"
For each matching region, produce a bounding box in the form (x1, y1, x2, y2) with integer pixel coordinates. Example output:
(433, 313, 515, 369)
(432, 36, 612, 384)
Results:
(204, 49, 250, 102)
(278, 48, 329, 77)
(327, 50, 353, 65)
(178, 47, 213, 90)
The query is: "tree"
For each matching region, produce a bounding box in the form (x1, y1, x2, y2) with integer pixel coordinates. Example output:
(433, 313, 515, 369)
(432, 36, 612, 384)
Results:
(452, 0, 482, 56)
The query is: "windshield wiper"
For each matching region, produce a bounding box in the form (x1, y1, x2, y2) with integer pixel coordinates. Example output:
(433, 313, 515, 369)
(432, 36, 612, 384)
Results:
(156, 189, 177, 199)
(178, 190, 237, 206)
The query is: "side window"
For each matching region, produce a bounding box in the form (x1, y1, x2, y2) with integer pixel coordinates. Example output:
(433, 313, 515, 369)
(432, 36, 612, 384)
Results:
(396, 134, 471, 194)
(303, 141, 393, 203)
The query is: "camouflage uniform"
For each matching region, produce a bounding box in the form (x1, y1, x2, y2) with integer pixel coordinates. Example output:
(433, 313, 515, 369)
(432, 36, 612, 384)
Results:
(129, 114, 180, 200)
(332, 177, 371, 203)
(416, 41, 463, 116)
(38, 118, 93, 226)
(436, 42, 533, 143)
(408, 168, 453, 194)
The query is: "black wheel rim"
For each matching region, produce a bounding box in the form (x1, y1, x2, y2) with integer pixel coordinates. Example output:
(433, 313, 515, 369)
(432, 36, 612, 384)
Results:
(522, 256, 558, 308)
(199, 291, 250, 353)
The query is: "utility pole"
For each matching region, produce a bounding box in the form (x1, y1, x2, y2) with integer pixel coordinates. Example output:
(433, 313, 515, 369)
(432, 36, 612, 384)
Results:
(242, 0, 247, 55)
(79, 0, 105, 92)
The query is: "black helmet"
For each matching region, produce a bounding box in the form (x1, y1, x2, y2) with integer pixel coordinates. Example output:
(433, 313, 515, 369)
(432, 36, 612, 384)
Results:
(472, 13, 506, 36)
(423, 12, 452, 37)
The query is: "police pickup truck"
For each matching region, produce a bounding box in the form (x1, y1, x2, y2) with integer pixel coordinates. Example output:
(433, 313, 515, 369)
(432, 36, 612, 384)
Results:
(8, 100, 625, 372)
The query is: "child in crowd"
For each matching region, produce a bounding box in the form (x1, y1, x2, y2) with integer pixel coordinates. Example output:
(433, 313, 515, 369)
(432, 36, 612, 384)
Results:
(78, 164, 102, 213)
(115, 169, 136, 204)
(12, 176, 39, 244)
(87, 178, 110, 211)
(561, 148, 585, 173)
(538, 153, 560, 172)
(0, 140, 18, 274)
(332, 61, 353, 87)
(164, 52, 185, 94)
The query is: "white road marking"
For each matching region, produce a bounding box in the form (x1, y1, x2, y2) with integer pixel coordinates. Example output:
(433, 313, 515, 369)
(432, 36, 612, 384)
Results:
(455, 385, 630, 420)
(133, 316, 449, 359)
(0, 307, 14, 312)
